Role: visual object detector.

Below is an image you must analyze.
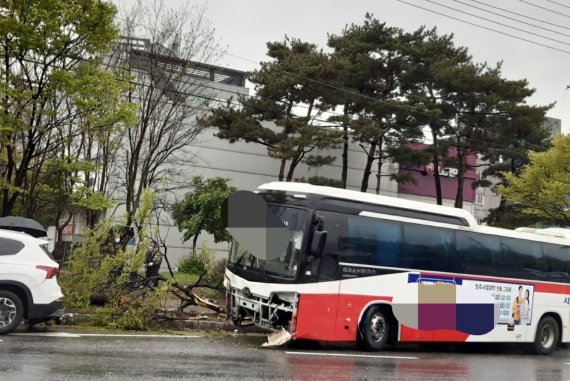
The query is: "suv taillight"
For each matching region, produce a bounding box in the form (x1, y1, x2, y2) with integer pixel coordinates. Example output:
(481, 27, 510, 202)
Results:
(36, 265, 59, 279)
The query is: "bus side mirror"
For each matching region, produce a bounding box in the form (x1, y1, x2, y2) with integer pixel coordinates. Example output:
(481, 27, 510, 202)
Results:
(311, 231, 327, 256)
(313, 214, 324, 231)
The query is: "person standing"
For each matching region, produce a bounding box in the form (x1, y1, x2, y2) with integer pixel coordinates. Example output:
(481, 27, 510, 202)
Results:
(144, 239, 162, 288)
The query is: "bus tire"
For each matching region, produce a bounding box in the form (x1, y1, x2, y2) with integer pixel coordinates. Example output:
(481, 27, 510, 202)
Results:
(358, 305, 391, 351)
(533, 316, 560, 355)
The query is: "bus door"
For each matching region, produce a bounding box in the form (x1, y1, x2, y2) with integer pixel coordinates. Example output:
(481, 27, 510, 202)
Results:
(294, 211, 341, 341)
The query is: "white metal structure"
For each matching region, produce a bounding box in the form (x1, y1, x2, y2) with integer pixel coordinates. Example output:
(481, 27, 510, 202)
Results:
(0, 230, 64, 334)
(226, 182, 570, 354)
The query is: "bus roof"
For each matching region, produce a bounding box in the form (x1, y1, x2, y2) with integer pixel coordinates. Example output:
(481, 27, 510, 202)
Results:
(256, 182, 570, 246)
(256, 181, 479, 228)
(478, 225, 570, 245)
(515, 227, 570, 240)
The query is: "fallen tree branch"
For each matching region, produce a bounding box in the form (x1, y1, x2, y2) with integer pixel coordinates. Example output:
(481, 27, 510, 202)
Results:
(163, 276, 225, 314)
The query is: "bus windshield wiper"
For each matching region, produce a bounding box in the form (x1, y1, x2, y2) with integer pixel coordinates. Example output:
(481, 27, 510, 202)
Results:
(259, 259, 267, 281)
(234, 250, 249, 268)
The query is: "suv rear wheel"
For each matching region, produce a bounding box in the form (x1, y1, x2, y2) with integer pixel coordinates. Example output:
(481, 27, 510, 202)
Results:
(0, 290, 24, 334)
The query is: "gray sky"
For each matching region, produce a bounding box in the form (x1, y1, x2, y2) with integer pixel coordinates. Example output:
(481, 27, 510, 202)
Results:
(120, 0, 570, 134)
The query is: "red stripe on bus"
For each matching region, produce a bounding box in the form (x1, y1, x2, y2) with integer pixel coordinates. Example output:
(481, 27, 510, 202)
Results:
(400, 325, 470, 342)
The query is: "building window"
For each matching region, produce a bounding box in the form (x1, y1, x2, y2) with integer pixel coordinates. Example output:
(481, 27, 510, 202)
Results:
(476, 194, 485, 205)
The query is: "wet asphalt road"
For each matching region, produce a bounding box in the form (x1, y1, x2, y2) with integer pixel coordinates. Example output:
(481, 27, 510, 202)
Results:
(1, 326, 569, 381)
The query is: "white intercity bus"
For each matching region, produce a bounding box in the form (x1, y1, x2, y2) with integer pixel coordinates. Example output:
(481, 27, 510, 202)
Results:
(225, 182, 570, 354)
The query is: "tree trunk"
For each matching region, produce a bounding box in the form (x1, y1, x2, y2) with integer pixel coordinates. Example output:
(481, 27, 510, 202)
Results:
(360, 142, 377, 193)
(192, 233, 200, 256)
(432, 155, 443, 205)
(454, 147, 466, 209)
(341, 105, 349, 189)
(375, 158, 382, 195)
(431, 127, 443, 205)
(278, 158, 287, 181)
(286, 160, 297, 182)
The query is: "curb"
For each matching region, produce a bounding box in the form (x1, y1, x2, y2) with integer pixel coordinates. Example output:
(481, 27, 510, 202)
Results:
(59, 313, 267, 334)
(151, 318, 266, 333)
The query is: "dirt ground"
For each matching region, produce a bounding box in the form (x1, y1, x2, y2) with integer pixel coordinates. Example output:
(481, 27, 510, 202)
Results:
(164, 287, 226, 321)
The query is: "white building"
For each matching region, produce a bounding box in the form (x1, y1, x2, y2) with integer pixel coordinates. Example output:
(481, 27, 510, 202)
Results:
(56, 37, 560, 269)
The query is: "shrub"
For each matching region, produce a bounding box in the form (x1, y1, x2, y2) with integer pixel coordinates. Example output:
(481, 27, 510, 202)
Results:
(178, 243, 215, 275)
(58, 189, 169, 331)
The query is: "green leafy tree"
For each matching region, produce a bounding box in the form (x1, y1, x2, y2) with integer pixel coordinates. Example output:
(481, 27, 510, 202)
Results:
(17, 63, 135, 232)
(0, 0, 122, 216)
(171, 176, 237, 255)
(483, 203, 548, 229)
(200, 37, 343, 182)
(60, 188, 165, 330)
(497, 134, 570, 226)
(30, 158, 114, 242)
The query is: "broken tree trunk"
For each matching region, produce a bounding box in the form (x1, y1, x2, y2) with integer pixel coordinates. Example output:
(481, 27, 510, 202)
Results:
(160, 275, 225, 314)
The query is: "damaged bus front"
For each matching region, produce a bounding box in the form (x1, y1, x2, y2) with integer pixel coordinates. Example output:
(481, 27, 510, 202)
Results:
(224, 192, 327, 346)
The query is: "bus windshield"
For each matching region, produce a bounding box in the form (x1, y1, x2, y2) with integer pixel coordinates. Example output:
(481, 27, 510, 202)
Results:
(228, 205, 307, 279)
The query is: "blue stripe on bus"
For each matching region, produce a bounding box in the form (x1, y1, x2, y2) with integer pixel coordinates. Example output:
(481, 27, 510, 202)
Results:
(407, 273, 463, 285)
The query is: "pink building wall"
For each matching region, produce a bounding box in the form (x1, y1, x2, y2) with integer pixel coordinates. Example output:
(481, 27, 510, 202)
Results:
(398, 144, 480, 202)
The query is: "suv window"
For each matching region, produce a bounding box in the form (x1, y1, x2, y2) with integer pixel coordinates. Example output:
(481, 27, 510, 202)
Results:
(0, 237, 25, 255)
(40, 244, 55, 261)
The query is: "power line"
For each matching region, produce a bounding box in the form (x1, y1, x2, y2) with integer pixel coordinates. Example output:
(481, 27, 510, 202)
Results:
(544, 0, 570, 10)
(424, 0, 570, 46)
(13, 36, 551, 154)
(466, 0, 570, 30)
(116, 16, 491, 131)
(395, 0, 570, 54)
(114, 15, 551, 150)
(453, 0, 570, 38)
(20, 48, 551, 153)
(518, 0, 570, 19)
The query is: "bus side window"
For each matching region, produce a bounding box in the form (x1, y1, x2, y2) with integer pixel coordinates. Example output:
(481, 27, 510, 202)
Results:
(342, 216, 401, 267)
(500, 238, 545, 280)
(342, 216, 378, 265)
(544, 243, 570, 283)
(456, 231, 500, 277)
(374, 220, 401, 268)
(401, 224, 455, 273)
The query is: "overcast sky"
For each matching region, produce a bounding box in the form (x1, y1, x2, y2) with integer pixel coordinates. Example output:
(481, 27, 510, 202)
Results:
(118, 0, 570, 134)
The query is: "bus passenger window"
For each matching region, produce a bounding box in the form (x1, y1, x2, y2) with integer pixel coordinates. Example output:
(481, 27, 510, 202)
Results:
(544, 243, 570, 283)
(501, 238, 545, 280)
(341, 216, 401, 267)
(401, 224, 455, 273)
(456, 231, 500, 277)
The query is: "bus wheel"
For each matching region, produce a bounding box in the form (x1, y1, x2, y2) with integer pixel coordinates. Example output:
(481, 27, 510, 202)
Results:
(359, 306, 391, 351)
(533, 316, 560, 355)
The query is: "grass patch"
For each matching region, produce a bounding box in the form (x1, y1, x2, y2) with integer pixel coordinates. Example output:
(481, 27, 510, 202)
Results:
(160, 271, 200, 285)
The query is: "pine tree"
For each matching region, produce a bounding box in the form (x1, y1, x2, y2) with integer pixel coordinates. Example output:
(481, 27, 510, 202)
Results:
(200, 37, 342, 181)
(328, 13, 424, 193)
